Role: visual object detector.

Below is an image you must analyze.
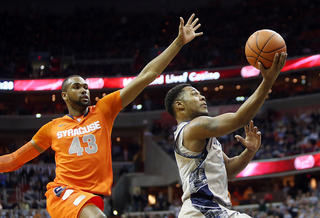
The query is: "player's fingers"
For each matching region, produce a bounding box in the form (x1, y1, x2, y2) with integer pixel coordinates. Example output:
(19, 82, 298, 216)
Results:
(244, 124, 249, 133)
(253, 126, 258, 133)
(179, 17, 184, 28)
(279, 52, 287, 68)
(248, 120, 253, 131)
(258, 62, 265, 72)
(235, 135, 244, 142)
(272, 53, 279, 67)
(191, 18, 199, 27)
(187, 13, 195, 25)
(195, 32, 204, 37)
(193, 23, 201, 31)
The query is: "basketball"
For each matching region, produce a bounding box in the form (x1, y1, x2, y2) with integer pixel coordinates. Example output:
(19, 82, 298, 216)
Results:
(245, 29, 286, 69)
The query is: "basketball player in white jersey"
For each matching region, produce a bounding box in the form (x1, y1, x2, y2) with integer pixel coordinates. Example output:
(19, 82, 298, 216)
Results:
(164, 52, 287, 217)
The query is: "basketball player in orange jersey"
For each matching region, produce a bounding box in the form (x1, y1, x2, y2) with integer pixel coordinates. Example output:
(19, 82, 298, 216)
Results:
(0, 14, 203, 218)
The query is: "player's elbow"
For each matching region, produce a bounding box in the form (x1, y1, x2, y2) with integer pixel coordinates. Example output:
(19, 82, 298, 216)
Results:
(228, 175, 237, 181)
(227, 172, 237, 180)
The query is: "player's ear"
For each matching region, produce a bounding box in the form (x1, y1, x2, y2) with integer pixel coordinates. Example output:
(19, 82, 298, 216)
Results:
(61, 92, 68, 101)
(174, 100, 185, 111)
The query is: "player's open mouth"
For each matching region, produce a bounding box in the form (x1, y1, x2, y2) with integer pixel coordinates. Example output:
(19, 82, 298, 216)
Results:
(81, 95, 89, 101)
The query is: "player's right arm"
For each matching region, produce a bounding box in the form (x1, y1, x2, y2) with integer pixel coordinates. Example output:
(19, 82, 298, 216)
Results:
(0, 123, 51, 173)
(183, 53, 287, 152)
(119, 14, 203, 108)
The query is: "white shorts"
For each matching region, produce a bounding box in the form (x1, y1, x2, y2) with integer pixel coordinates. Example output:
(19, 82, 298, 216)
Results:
(178, 198, 251, 218)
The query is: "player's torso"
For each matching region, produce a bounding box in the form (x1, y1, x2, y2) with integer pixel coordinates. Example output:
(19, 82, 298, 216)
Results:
(50, 106, 113, 194)
(174, 122, 231, 207)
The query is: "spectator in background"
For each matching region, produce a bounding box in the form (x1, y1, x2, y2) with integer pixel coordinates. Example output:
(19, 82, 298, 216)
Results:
(144, 203, 153, 212)
(231, 187, 242, 206)
(241, 186, 254, 205)
(156, 191, 169, 211)
(31, 200, 38, 209)
(140, 189, 149, 211)
(258, 198, 267, 213)
(33, 209, 41, 218)
(133, 190, 143, 212)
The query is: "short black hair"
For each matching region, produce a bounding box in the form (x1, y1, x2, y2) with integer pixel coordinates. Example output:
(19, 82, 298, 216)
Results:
(61, 75, 82, 92)
(165, 83, 191, 117)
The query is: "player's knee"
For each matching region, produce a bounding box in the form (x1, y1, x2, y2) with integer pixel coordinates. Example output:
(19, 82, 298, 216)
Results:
(97, 214, 107, 218)
(79, 204, 107, 218)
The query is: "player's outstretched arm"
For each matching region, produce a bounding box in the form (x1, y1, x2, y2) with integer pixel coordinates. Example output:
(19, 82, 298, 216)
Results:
(224, 121, 261, 179)
(183, 53, 287, 146)
(228, 52, 287, 125)
(0, 140, 44, 173)
(119, 13, 203, 108)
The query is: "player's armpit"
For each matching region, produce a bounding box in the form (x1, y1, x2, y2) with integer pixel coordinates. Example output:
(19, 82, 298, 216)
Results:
(0, 141, 42, 173)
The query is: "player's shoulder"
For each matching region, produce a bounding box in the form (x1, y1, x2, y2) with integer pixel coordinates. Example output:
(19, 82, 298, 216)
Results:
(95, 90, 121, 108)
(187, 116, 213, 127)
(50, 115, 76, 127)
(99, 90, 121, 103)
(52, 114, 71, 122)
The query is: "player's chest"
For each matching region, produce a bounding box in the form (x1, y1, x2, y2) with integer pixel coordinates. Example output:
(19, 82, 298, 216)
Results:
(51, 118, 108, 156)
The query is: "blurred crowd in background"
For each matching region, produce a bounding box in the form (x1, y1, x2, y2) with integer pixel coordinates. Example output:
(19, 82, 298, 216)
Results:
(0, 0, 320, 79)
(1, 0, 320, 217)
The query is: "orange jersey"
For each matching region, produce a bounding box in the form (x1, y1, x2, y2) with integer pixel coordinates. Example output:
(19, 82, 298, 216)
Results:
(32, 91, 122, 195)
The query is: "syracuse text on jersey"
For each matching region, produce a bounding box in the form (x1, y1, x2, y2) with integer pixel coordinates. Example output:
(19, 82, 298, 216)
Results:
(56, 121, 101, 139)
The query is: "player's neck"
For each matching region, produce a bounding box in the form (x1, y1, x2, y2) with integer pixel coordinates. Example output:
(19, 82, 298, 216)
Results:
(176, 117, 191, 125)
(68, 107, 89, 117)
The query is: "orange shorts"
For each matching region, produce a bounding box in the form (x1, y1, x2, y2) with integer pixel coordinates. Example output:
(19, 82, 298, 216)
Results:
(45, 182, 104, 218)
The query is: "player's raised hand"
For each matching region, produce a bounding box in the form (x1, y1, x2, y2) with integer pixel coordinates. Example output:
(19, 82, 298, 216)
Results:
(235, 121, 261, 152)
(178, 13, 203, 45)
(259, 52, 287, 84)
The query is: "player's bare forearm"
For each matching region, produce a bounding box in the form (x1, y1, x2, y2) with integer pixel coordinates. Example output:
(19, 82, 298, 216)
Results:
(234, 80, 273, 126)
(139, 14, 202, 80)
(119, 38, 184, 107)
(138, 37, 184, 82)
(233, 52, 287, 126)
(224, 149, 256, 180)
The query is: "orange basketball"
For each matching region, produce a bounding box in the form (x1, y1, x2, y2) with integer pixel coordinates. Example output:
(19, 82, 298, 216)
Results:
(245, 29, 286, 69)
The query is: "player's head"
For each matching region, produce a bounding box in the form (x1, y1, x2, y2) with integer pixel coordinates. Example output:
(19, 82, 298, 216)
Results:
(61, 75, 91, 109)
(165, 83, 208, 119)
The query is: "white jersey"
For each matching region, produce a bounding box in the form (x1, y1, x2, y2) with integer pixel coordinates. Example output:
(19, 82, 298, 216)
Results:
(174, 121, 232, 211)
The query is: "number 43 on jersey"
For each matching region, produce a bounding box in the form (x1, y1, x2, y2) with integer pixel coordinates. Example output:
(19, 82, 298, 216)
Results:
(69, 134, 98, 156)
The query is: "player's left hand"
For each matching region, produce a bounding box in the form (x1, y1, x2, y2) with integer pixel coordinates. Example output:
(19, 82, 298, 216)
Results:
(178, 13, 203, 45)
(235, 120, 261, 152)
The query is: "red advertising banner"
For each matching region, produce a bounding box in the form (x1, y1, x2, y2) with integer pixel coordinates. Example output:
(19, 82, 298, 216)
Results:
(236, 153, 320, 178)
(10, 54, 320, 91)
(14, 79, 64, 91)
(240, 54, 320, 78)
